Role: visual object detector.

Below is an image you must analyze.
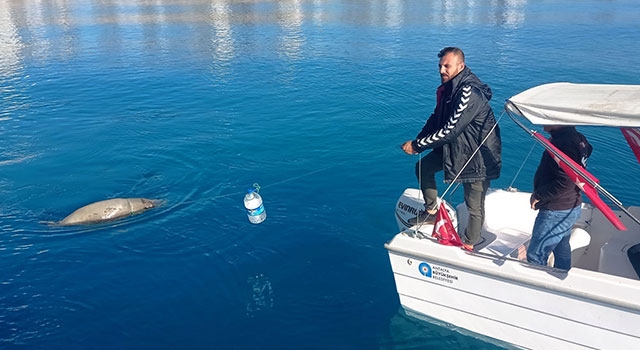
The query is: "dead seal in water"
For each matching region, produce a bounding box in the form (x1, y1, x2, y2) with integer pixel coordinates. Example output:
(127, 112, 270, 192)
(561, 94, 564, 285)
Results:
(57, 198, 159, 226)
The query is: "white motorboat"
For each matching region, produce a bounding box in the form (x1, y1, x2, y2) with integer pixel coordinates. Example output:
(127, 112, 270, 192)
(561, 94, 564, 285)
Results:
(385, 83, 640, 349)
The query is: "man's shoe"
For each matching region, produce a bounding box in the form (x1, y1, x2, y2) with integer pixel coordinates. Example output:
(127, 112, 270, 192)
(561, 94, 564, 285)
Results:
(408, 211, 436, 225)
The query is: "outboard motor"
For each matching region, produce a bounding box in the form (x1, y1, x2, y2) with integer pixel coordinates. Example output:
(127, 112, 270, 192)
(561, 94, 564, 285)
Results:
(394, 188, 457, 232)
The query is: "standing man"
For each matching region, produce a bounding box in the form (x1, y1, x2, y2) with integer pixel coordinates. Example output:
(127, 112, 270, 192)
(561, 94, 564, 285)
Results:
(401, 47, 502, 250)
(527, 125, 592, 270)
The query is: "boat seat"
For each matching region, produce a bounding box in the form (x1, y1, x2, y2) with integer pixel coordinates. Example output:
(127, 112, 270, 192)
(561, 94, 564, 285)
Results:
(569, 227, 591, 266)
(455, 189, 593, 265)
(598, 238, 640, 280)
(457, 189, 536, 256)
(547, 227, 592, 267)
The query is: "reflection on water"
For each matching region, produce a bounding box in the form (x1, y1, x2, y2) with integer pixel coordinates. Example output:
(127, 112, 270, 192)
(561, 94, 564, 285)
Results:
(245, 273, 274, 317)
(0, 1, 24, 79)
(311, 0, 324, 24)
(384, 0, 403, 28)
(500, 0, 527, 28)
(210, 0, 234, 64)
(278, 0, 304, 59)
(0, 0, 541, 70)
(12, 0, 608, 98)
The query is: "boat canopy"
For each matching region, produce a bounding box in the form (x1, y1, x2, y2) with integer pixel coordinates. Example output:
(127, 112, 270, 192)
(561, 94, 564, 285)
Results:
(505, 83, 640, 127)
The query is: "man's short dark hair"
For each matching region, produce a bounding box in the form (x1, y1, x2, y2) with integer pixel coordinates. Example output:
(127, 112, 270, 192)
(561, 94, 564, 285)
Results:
(438, 47, 465, 62)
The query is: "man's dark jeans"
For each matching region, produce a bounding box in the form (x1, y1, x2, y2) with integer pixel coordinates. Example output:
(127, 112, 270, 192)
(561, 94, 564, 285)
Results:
(415, 151, 489, 245)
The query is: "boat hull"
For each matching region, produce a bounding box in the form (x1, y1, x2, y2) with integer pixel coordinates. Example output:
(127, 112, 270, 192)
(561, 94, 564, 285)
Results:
(386, 189, 640, 349)
(387, 234, 640, 349)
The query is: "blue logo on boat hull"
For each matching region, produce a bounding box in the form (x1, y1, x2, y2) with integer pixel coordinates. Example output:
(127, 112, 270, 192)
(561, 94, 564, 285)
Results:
(418, 262, 432, 277)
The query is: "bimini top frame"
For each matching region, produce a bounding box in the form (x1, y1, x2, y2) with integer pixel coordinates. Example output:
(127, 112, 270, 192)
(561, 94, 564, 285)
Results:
(504, 82, 640, 227)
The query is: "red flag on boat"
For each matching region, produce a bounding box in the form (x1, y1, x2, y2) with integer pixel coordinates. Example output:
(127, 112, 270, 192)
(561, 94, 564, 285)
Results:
(432, 202, 463, 246)
(533, 132, 627, 231)
(621, 128, 640, 164)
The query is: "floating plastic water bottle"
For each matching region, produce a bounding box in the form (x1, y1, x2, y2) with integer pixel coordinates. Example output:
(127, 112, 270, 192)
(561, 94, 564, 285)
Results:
(244, 185, 266, 224)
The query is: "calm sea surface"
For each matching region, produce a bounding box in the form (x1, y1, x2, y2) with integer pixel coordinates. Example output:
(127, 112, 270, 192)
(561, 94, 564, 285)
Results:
(2, 1, 640, 349)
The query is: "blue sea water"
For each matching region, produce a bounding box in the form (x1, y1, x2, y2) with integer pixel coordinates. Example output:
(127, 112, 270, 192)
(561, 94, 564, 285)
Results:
(1, 1, 640, 349)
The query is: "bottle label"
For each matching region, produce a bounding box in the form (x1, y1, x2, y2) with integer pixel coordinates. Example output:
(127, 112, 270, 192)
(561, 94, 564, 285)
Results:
(247, 205, 265, 216)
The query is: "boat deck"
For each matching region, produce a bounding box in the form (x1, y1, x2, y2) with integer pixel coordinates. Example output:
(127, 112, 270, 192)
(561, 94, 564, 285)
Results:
(405, 188, 640, 279)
